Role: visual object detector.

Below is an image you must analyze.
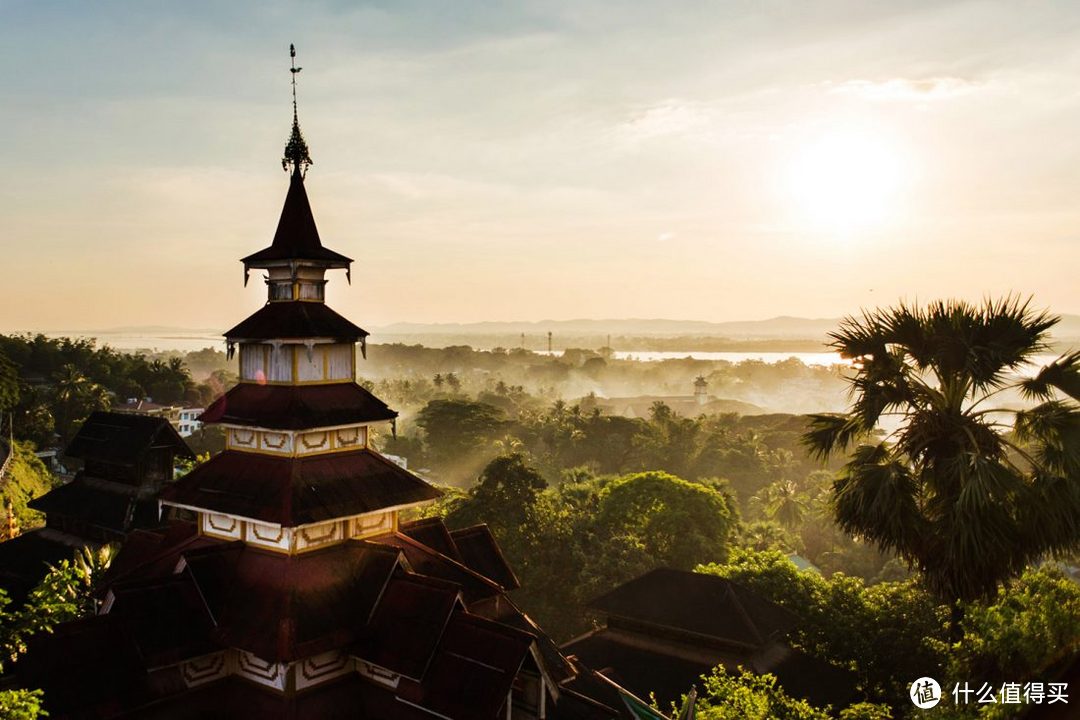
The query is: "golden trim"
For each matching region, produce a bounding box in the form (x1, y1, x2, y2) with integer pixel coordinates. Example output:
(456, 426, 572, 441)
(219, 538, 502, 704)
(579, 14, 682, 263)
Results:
(301, 432, 328, 450)
(203, 527, 243, 542)
(249, 523, 286, 543)
(263, 433, 288, 450)
(206, 513, 239, 533)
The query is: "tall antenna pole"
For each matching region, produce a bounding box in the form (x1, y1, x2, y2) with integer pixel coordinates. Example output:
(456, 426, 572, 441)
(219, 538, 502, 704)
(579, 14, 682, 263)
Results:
(290, 44, 301, 122)
(282, 44, 313, 176)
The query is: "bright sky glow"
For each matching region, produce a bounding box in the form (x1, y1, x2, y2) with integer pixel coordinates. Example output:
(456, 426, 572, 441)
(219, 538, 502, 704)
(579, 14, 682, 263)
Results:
(1, 1, 1078, 331)
(786, 131, 908, 235)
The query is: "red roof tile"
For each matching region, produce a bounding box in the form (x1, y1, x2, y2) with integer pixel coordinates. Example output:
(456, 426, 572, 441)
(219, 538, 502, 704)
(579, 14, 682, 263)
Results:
(182, 540, 402, 662)
(160, 449, 441, 526)
(199, 382, 397, 429)
(399, 517, 463, 561)
(450, 524, 520, 591)
(351, 573, 461, 680)
(373, 533, 504, 603)
(225, 301, 367, 342)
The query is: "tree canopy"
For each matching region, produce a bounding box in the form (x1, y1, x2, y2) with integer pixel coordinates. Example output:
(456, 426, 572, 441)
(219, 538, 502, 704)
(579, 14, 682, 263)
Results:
(803, 298, 1080, 603)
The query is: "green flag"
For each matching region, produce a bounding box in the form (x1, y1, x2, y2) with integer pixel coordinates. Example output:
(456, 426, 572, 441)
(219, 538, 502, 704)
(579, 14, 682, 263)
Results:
(619, 690, 669, 720)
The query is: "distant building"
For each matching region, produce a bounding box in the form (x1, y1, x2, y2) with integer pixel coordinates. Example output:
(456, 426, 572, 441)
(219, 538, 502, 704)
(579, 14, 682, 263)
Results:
(562, 567, 858, 709)
(0, 411, 193, 603)
(177, 407, 204, 437)
(694, 375, 709, 405)
(114, 399, 204, 437)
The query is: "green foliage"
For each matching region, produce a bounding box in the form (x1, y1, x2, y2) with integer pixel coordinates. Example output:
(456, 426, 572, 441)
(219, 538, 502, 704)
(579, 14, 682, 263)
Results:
(689, 667, 831, 719)
(415, 399, 505, 474)
(438, 457, 738, 640)
(0, 334, 206, 446)
(0, 349, 19, 413)
(0, 441, 57, 531)
(698, 549, 947, 710)
(462, 453, 546, 532)
(0, 689, 46, 719)
(595, 471, 737, 570)
(803, 299, 1080, 604)
(950, 565, 1080, 687)
(697, 550, 1079, 716)
(0, 561, 88, 672)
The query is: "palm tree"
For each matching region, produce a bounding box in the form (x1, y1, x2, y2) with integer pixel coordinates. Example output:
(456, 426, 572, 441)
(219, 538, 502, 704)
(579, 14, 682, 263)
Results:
(760, 480, 809, 530)
(802, 298, 1079, 611)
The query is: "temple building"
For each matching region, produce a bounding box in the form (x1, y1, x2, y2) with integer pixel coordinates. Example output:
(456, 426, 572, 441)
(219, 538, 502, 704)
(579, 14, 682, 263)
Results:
(0, 411, 192, 603)
(14, 50, 647, 720)
(561, 568, 857, 710)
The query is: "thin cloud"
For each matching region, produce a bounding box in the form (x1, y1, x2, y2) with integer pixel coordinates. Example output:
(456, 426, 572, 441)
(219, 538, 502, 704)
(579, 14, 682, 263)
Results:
(829, 77, 983, 102)
(615, 100, 718, 144)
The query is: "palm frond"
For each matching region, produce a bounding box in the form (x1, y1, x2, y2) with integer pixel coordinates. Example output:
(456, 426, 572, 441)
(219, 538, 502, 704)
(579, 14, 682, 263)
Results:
(1019, 350, 1080, 402)
(801, 413, 868, 460)
(832, 444, 924, 558)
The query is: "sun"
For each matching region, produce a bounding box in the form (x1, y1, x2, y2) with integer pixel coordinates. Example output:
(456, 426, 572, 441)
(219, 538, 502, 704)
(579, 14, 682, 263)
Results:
(786, 131, 907, 235)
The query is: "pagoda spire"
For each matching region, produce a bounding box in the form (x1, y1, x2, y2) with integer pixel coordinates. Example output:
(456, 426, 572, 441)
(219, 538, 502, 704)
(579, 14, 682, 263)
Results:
(282, 43, 313, 178)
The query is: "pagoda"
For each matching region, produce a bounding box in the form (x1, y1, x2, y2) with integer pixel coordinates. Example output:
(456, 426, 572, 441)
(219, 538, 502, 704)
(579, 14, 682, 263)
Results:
(14, 48, 642, 720)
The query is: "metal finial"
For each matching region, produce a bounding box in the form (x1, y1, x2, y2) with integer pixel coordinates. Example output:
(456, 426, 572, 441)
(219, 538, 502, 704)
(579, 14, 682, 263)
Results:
(282, 44, 313, 177)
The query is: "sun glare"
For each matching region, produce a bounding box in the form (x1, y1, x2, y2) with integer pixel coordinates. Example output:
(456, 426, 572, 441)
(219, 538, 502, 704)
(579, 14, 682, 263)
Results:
(786, 131, 907, 235)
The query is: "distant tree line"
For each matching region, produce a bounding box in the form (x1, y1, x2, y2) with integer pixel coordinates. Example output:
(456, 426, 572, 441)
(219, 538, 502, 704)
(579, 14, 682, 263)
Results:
(0, 335, 225, 448)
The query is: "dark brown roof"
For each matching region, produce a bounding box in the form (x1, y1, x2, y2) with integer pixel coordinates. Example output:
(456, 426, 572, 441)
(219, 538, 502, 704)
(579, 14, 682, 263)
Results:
(17, 614, 152, 716)
(560, 630, 713, 707)
(107, 576, 217, 668)
(400, 517, 463, 561)
(30, 477, 161, 536)
(104, 523, 209, 584)
(0, 529, 83, 604)
(450, 524, 520, 591)
(224, 301, 368, 342)
(351, 573, 461, 680)
(588, 567, 798, 648)
(180, 540, 402, 662)
(752, 642, 859, 709)
(241, 172, 352, 269)
(65, 411, 193, 465)
(160, 449, 441, 526)
(199, 382, 397, 429)
(410, 611, 534, 720)
(373, 533, 504, 603)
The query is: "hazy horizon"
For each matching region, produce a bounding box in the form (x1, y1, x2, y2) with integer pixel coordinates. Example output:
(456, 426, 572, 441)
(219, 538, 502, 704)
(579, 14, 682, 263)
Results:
(4, 1, 1080, 330)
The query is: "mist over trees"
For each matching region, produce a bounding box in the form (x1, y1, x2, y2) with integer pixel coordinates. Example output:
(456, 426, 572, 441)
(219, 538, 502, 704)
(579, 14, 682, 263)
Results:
(0, 299, 1077, 718)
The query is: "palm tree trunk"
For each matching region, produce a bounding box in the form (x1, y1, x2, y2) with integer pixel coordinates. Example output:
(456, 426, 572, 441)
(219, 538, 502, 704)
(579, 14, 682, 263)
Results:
(949, 600, 965, 643)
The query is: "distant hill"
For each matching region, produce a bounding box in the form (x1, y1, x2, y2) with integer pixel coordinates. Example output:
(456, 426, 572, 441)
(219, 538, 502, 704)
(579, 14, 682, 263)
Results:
(376, 316, 842, 340)
(377, 313, 1080, 344)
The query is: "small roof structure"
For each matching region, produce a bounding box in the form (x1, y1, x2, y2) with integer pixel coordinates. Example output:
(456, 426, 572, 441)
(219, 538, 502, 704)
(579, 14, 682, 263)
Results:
(224, 301, 368, 343)
(241, 172, 352, 271)
(65, 411, 193, 466)
(588, 567, 797, 648)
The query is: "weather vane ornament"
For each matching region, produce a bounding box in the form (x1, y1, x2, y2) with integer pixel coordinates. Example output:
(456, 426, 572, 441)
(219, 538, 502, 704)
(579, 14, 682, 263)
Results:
(282, 43, 313, 177)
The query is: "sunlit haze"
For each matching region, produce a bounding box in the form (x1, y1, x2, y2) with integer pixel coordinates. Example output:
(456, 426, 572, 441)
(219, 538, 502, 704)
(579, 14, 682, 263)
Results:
(3, 1, 1079, 332)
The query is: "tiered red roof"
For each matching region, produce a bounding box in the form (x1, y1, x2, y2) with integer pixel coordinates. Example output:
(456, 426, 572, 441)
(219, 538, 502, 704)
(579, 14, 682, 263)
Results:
(198, 383, 397, 429)
(161, 450, 440, 525)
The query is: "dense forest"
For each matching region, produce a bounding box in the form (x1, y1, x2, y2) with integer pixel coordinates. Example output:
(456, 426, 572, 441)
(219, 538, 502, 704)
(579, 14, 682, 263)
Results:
(1, 303, 1078, 719)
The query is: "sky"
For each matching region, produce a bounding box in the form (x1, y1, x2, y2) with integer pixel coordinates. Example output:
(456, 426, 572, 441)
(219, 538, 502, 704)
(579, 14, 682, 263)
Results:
(2, 0, 1080, 331)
